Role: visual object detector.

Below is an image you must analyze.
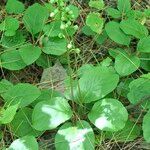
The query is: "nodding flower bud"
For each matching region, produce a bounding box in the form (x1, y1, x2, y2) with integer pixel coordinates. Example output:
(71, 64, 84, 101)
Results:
(74, 48, 80, 54)
(50, 12, 55, 17)
(67, 43, 73, 49)
(61, 16, 66, 21)
(58, 33, 64, 38)
(60, 23, 66, 30)
(73, 25, 78, 30)
(66, 21, 71, 26)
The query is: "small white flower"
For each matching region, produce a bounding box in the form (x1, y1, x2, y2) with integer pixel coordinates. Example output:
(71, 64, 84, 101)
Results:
(74, 48, 80, 54)
(67, 43, 73, 49)
(50, 12, 55, 17)
(60, 24, 66, 30)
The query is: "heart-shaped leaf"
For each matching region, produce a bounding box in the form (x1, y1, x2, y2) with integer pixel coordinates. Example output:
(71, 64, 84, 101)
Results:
(32, 97, 73, 131)
(86, 13, 104, 34)
(55, 120, 95, 150)
(6, 0, 25, 14)
(19, 44, 41, 65)
(114, 52, 140, 76)
(8, 135, 38, 150)
(88, 98, 128, 131)
(10, 108, 42, 137)
(2, 83, 41, 107)
(23, 3, 48, 35)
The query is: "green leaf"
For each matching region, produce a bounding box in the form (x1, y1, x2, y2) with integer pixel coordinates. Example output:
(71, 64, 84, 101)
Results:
(95, 31, 108, 45)
(0, 17, 19, 36)
(88, 98, 128, 131)
(23, 3, 48, 35)
(105, 21, 131, 45)
(120, 19, 148, 39)
(6, 0, 25, 14)
(0, 50, 27, 70)
(127, 77, 150, 109)
(140, 53, 150, 71)
(68, 5, 80, 20)
(32, 97, 73, 131)
(55, 120, 95, 150)
(108, 48, 126, 58)
(42, 37, 67, 55)
(36, 54, 51, 69)
(86, 13, 104, 34)
(137, 36, 150, 53)
(117, 0, 131, 14)
(0, 79, 13, 95)
(72, 66, 119, 103)
(0, 104, 18, 124)
(106, 8, 121, 19)
(106, 120, 141, 142)
(19, 44, 41, 65)
(143, 110, 150, 143)
(43, 21, 62, 37)
(89, 0, 104, 10)
(82, 25, 95, 36)
(8, 135, 38, 150)
(117, 78, 132, 98)
(2, 83, 41, 108)
(1, 31, 26, 48)
(114, 52, 140, 76)
(31, 89, 61, 107)
(10, 108, 42, 137)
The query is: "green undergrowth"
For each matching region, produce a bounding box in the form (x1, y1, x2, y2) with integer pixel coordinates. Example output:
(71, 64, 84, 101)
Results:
(0, 0, 150, 149)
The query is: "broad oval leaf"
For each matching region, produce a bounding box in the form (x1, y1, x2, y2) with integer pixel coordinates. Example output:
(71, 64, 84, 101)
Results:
(127, 77, 150, 109)
(8, 135, 38, 150)
(42, 37, 67, 55)
(1, 31, 26, 48)
(19, 44, 41, 65)
(143, 110, 150, 143)
(6, 0, 25, 14)
(86, 12, 104, 34)
(89, 0, 104, 10)
(140, 53, 150, 71)
(1, 17, 19, 36)
(114, 52, 140, 76)
(137, 36, 150, 53)
(88, 98, 128, 131)
(0, 50, 27, 70)
(117, 0, 131, 14)
(120, 19, 148, 39)
(10, 108, 42, 137)
(0, 104, 18, 124)
(2, 83, 41, 108)
(43, 21, 62, 37)
(106, 8, 121, 19)
(0, 79, 13, 95)
(55, 120, 95, 150)
(73, 66, 119, 103)
(23, 3, 48, 35)
(32, 97, 73, 131)
(105, 21, 131, 45)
